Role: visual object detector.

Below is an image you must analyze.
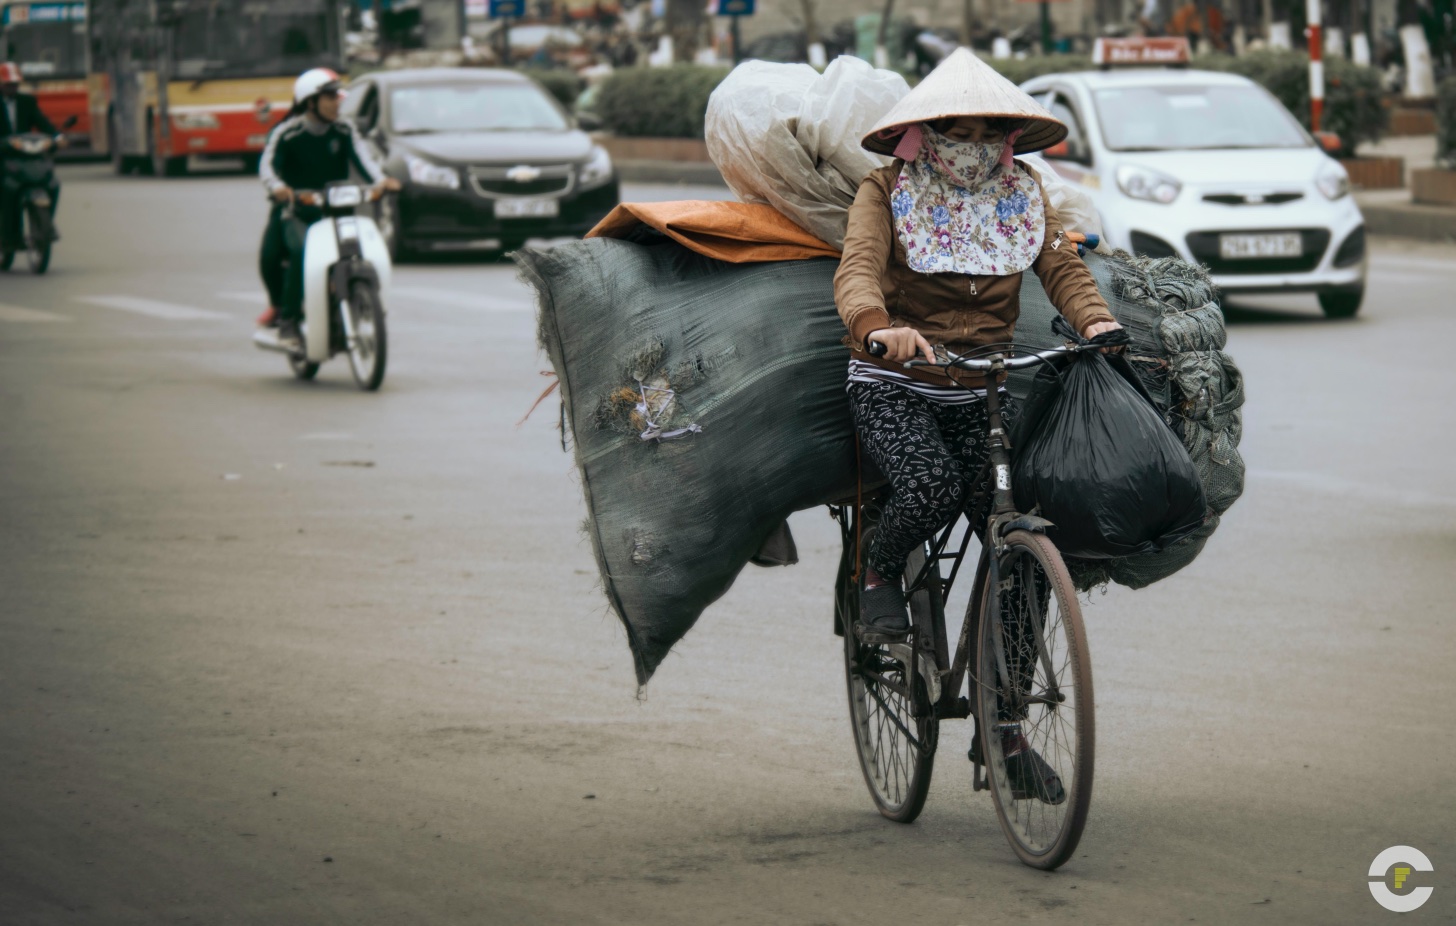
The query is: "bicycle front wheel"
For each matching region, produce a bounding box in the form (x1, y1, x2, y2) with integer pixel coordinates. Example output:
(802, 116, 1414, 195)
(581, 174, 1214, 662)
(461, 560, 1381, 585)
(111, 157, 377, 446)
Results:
(843, 542, 939, 823)
(974, 529, 1094, 869)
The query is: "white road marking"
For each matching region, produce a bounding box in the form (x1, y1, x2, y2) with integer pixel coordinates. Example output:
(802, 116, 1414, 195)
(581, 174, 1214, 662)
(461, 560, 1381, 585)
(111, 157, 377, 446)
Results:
(78, 295, 229, 321)
(217, 291, 268, 305)
(298, 432, 355, 441)
(390, 285, 533, 313)
(0, 303, 70, 323)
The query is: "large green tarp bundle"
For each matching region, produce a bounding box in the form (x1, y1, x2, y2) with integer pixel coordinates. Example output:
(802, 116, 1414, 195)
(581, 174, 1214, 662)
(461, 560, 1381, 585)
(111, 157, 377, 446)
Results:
(518, 238, 1243, 683)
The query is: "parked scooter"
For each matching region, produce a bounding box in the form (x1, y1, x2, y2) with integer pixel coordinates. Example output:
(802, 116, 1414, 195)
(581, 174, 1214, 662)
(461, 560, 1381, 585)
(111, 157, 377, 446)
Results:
(1, 115, 76, 274)
(253, 182, 392, 391)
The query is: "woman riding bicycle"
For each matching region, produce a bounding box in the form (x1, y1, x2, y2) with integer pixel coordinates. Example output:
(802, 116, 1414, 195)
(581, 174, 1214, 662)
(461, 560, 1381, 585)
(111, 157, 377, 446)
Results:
(834, 52, 1121, 657)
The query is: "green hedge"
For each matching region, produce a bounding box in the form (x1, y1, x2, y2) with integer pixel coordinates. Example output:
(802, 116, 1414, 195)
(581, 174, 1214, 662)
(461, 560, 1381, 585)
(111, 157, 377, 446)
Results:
(524, 69, 584, 110)
(594, 64, 731, 139)
(1437, 75, 1456, 169)
(1194, 50, 1387, 157)
(986, 55, 1095, 86)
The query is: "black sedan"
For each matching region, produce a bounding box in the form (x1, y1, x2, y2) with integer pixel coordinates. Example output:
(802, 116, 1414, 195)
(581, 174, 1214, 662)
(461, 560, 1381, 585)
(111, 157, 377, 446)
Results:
(341, 67, 619, 258)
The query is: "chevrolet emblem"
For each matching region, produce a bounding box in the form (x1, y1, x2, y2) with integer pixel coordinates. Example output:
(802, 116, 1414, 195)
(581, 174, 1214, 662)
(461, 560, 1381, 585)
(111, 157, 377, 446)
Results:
(506, 165, 541, 183)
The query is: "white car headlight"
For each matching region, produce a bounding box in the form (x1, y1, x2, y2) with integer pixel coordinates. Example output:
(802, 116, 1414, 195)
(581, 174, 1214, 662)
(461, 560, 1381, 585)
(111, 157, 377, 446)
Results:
(579, 145, 614, 189)
(172, 111, 219, 130)
(404, 153, 460, 190)
(1316, 161, 1350, 200)
(1116, 164, 1182, 204)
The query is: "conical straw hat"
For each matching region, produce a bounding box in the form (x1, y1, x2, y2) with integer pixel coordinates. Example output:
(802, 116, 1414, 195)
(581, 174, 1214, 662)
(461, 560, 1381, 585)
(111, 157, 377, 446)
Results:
(862, 47, 1067, 157)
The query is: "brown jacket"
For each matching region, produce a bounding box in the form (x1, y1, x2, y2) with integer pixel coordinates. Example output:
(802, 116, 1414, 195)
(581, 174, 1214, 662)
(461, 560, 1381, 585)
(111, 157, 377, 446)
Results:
(834, 162, 1115, 387)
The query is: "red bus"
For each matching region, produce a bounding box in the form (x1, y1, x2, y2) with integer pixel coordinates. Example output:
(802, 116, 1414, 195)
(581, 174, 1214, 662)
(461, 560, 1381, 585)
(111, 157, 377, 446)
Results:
(1, 1, 91, 151)
(87, 0, 344, 176)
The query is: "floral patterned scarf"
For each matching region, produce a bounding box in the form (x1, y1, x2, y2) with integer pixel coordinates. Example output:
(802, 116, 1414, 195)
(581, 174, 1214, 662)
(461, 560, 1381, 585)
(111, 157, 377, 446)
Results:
(890, 124, 1045, 277)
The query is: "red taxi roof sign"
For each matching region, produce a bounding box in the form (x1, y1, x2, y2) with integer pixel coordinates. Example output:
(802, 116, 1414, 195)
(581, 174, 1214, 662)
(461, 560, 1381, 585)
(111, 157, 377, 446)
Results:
(1092, 37, 1191, 68)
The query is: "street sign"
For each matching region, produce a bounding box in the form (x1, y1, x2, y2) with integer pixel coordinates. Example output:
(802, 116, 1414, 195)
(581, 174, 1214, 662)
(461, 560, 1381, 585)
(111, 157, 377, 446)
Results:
(713, 0, 755, 15)
(488, 0, 525, 17)
(0, 2, 86, 25)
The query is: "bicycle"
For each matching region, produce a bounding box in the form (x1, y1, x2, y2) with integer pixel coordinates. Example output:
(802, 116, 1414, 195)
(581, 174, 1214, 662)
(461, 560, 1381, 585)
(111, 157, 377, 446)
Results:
(832, 333, 1124, 870)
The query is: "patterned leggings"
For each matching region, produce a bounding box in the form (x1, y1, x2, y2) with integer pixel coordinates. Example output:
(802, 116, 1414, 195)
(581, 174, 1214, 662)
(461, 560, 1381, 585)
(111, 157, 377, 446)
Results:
(847, 380, 1018, 584)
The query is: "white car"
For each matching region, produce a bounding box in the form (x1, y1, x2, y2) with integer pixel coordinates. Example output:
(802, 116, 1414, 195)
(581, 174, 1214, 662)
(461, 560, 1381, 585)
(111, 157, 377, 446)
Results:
(1021, 68, 1367, 318)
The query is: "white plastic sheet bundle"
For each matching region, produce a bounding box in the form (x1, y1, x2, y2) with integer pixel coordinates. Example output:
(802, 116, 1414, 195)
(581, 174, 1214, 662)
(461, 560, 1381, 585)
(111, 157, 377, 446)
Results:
(705, 57, 909, 250)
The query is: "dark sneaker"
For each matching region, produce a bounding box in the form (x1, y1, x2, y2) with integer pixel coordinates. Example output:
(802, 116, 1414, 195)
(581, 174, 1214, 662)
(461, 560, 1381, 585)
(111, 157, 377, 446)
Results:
(968, 731, 1066, 805)
(277, 321, 302, 353)
(857, 581, 910, 642)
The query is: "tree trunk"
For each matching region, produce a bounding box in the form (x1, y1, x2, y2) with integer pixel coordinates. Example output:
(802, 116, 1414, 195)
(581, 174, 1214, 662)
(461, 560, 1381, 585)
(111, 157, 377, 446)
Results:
(799, 0, 818, 46)
(667, 0, 704, 63)
(1096, 0, 1123, 32)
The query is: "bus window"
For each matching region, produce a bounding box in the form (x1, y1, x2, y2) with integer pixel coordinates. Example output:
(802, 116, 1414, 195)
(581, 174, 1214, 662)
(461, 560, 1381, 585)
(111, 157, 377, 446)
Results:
(171, 0, 339, 80)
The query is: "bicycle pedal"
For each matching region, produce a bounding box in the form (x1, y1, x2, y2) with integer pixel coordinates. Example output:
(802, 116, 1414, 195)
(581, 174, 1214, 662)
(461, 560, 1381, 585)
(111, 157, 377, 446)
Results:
(854, 623, 910, 645)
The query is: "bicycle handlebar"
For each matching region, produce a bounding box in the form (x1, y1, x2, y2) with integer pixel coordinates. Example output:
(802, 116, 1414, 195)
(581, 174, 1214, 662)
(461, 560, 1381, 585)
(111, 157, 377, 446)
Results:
(866, 327, 1129, 373)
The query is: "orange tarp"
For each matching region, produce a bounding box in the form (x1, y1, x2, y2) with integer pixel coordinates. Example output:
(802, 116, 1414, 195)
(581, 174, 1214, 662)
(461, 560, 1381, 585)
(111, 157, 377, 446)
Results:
(586, 200, 841, 263)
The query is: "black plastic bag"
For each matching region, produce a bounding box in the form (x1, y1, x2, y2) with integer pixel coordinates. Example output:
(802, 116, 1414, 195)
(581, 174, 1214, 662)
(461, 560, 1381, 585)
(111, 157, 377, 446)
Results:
(1011, 317, 1206, 560)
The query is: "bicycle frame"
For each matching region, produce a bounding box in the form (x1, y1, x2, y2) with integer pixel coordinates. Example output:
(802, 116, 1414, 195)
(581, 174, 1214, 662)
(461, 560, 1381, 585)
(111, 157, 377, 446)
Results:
(833, 352, 1068, 725)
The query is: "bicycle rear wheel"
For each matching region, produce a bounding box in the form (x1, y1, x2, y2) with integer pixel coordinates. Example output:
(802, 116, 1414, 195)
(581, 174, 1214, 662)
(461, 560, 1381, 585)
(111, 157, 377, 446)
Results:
(973, 529, 1093, 869)
(843, 542, 939, 823)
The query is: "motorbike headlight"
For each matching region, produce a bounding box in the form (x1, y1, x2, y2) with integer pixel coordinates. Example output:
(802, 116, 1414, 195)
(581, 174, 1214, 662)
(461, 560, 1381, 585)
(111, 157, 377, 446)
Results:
(1116, 164, 1182, 204)
(172, 111, 220, 131)
(578, 145, 614, 189)
(404, 153, 460, 190)
(1316, 161, 1350, 200)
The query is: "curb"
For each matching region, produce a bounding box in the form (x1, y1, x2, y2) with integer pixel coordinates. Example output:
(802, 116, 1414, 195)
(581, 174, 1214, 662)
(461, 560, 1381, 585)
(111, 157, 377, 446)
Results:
(1358, 200, 1456, 242)
(615, 159, 725, 187)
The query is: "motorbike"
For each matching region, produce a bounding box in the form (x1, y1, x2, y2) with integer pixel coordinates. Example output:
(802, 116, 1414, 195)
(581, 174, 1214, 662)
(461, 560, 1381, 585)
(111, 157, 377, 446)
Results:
(1, 116, 76, 275)
(253, 182, 392, 391)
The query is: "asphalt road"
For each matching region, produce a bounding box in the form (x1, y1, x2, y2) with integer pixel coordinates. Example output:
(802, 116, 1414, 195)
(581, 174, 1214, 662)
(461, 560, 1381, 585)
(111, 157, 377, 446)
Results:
(1, 164, 1454, 925)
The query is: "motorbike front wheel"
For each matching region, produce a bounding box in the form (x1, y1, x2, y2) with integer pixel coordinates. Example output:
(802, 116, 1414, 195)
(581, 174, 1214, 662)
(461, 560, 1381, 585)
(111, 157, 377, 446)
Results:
(25, 204, 52, 275)
(345, 280, 387, 391)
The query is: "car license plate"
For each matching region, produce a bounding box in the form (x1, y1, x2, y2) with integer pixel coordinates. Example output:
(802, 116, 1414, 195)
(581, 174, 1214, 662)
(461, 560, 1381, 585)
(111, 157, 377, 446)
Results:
(246, 134, 268, 148)
(494, 198, 559, 219)
(1219, 232, 1302, 259)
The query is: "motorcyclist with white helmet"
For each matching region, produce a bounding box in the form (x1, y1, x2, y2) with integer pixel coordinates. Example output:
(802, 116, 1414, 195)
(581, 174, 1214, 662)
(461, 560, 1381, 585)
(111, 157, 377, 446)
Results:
(255, 68, 400, 348)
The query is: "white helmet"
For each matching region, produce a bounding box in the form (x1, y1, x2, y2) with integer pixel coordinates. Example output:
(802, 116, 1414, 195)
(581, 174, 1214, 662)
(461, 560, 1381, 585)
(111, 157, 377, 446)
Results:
(293, 67, 342, 106)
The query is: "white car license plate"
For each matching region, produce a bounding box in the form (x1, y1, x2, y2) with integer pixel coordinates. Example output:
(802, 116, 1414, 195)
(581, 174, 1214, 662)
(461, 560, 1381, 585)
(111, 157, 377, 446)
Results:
(246, 134, 268, 148)
(494, 198, 559, 219)
(1219, 232, 1302, 259)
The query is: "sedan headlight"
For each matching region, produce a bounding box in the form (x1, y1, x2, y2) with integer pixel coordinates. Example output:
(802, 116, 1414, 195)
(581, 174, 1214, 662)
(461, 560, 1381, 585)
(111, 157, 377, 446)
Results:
(404, 153, 460, 190)
(1316, 161, 1350, 200)
(172, 111, 219, 130)
(578, 145, 614, 189)
(1116, 164, 1182, 204)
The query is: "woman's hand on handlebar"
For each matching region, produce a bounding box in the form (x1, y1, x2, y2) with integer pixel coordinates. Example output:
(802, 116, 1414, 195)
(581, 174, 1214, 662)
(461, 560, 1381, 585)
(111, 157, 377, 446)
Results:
(867, 327, 936, 364)
(271, 185, 295, 204)
(365, 178, 403, 202)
